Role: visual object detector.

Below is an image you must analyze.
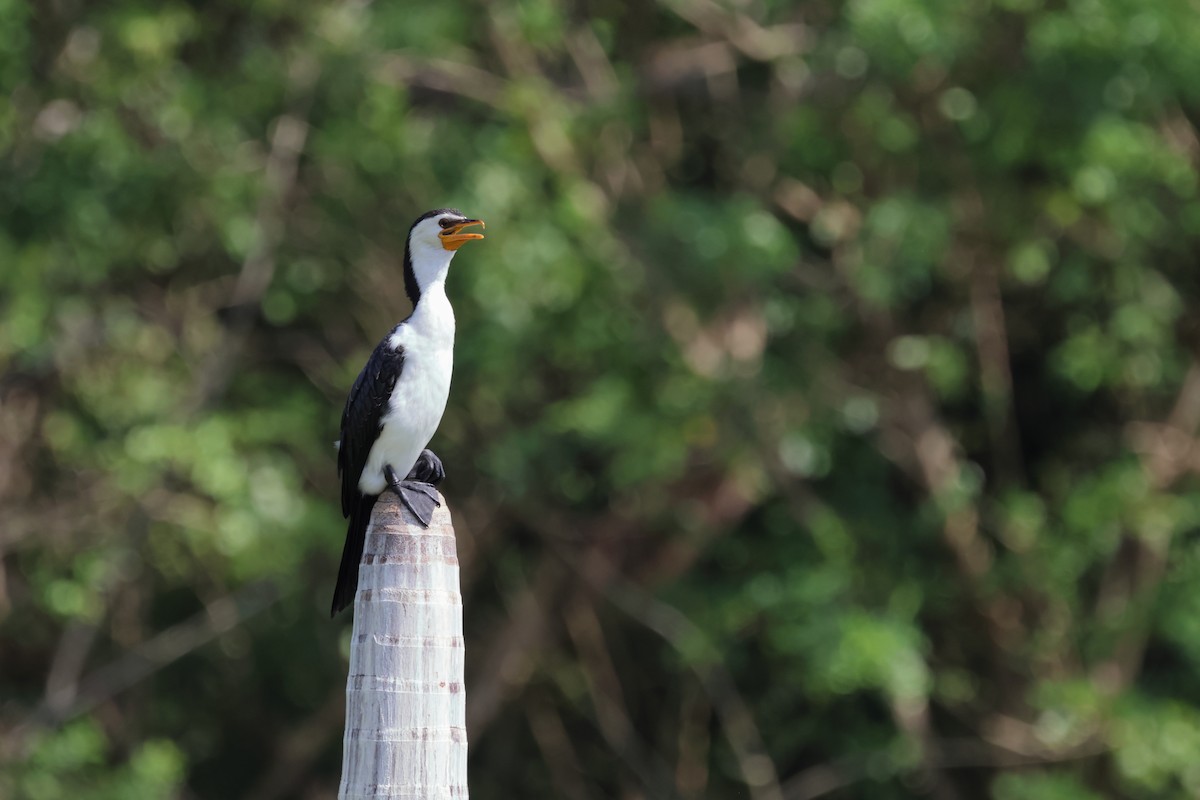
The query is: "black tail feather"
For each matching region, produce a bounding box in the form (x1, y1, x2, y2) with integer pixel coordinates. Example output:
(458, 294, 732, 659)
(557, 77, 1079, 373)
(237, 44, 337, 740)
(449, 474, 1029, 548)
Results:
(331, 493, 379, 617)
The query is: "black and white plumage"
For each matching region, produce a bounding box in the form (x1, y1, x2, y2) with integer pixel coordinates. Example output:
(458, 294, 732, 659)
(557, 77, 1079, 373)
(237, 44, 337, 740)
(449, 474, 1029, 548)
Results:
(331, 208, 484, 617)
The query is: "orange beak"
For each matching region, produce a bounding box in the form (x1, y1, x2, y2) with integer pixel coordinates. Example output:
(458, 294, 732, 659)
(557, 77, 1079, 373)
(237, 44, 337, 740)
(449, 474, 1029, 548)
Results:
(440, 219, 486, 251)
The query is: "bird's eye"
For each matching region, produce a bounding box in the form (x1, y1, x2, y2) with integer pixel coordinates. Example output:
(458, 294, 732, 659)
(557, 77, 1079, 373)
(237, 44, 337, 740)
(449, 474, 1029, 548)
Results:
(438, 218, 457, 229)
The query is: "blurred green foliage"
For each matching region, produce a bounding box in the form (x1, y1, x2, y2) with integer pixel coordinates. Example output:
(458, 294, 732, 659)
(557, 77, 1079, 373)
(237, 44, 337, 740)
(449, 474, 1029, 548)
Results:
(4, 0, 1200, 798)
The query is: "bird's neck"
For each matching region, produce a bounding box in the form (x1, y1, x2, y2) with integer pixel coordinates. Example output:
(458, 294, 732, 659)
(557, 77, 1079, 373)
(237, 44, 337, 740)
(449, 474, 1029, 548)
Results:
(408, 278, 456, 343)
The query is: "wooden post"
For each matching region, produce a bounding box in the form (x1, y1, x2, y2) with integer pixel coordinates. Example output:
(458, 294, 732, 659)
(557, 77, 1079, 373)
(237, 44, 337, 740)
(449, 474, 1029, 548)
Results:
(338, 492, 468, 799)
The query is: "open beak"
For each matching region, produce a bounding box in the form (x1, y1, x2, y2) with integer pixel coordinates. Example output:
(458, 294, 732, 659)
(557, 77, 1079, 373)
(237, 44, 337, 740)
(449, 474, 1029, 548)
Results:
(440, 219, 485, 251)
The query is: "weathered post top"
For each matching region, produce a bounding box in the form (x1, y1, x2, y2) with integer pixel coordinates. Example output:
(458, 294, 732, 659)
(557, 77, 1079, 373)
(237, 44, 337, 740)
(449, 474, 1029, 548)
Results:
(339, 492, 467, 800)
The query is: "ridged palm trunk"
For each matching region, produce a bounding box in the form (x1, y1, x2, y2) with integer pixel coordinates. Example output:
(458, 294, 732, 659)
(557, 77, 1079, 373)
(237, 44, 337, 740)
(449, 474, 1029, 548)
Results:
(338, 492, 468, 799)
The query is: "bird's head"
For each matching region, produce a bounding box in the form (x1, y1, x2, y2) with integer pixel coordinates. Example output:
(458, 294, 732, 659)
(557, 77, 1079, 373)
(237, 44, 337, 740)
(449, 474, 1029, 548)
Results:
(404, 208, 485, 304)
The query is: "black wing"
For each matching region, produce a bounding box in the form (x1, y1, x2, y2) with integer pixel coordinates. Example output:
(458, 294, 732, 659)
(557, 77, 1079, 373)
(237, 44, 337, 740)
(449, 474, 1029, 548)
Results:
(338, 335, 406, 517)
(332, 335, 406, 616)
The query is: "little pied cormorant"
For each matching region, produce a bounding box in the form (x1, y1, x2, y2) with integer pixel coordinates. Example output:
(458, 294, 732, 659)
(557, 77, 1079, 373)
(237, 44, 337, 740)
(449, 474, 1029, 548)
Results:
(331, 208, 485, 616)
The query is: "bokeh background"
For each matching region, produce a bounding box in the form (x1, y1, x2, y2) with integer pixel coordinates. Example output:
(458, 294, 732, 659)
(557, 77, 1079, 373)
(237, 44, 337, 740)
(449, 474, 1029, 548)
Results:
(4, 0, 1200, 798)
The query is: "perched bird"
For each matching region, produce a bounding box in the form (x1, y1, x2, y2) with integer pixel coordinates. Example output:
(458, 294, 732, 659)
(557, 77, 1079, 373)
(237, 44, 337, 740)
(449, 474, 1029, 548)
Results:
(331, 208, 485, 616)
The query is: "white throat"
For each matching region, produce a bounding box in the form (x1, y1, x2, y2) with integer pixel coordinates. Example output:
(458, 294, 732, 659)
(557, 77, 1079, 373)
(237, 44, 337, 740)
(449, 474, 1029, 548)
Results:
(408, 244, 455, 340)
(409, 239, 456, 297)
(410, 278, 453, 330)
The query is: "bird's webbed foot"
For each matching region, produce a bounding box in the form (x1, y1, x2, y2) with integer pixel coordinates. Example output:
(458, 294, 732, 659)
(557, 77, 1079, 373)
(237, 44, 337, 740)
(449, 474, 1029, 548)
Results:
(406, 449, 446, 486)
(384, 464, 442, 527)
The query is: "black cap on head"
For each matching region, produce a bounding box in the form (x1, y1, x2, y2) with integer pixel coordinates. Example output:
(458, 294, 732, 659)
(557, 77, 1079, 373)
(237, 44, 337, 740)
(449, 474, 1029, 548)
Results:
(409, 208, 465, 232)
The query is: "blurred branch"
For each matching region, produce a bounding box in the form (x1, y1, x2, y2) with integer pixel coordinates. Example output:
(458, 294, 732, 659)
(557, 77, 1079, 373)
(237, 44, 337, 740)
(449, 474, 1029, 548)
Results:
(228, 109, 312, 309)
(526, 697, 594, 800)
(674, 680, 711, 798)
(565, 26, 620, 102)
(878, 380, 986, 580)
(40, 516, 145, 714)
(466, 465, 762, 796)
(1128, 360, 1200, 487)
(875, 368, 1028, 667)
(465, 522, 632, 735)
(782, 762, 855, 800)
(185, 56, 318, 413)
(8, 581, 278, 753)
(42, 619, 100, 718)
(655, 0, 812, 62)
(469, 463, 758, 746)
(962, 242, 1024, 485)
(781, 736, 1109, 800)
(485, 8, 588, 180)
(888, 695, 961, 800)
(752, 384, 964, 797)
(247, 690, 345, 800)
(640, 39, 740, 93)
(373, 54, 508, 109)
(600, 574, 784, 800)
(466, 550, 570, 735)
(0, 493, 103, 553)
(0, 381, 40, 526)
(868, 362, 1036, 770)
(1093, 359, 1200, 692)
(903, 391, 994, 582)
(0, 379, 54, 581)
(565, 599, 681, 799)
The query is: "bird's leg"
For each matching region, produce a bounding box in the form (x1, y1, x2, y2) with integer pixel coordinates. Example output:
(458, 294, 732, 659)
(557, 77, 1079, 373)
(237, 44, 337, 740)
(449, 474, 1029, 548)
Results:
(384, 464, 441, 527)
(406, 449, 446, 486)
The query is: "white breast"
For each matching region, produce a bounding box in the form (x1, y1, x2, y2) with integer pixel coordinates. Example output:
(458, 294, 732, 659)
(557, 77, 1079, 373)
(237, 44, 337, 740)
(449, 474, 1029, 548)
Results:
(358, 287, 455, 495)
